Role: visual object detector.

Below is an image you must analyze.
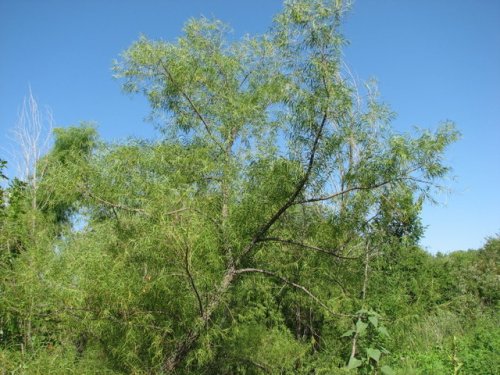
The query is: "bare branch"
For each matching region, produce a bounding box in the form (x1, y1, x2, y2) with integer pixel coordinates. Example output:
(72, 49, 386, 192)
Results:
(8, 87, 53, 185)
(6, 87, 54, 237)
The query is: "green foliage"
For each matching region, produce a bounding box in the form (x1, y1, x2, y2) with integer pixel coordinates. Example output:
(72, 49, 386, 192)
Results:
(50, 123, 97, 164)
(0, 345, 120, 374)
(2, 1, 495, 374)
(379, 237, 499, 374)
(456, 312, 500, 374)
(0, 159, 7, 208)
(343, 309, 393, 374)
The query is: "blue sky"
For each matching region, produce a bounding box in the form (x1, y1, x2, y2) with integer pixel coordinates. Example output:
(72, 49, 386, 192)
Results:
(1, 0, 499, 253)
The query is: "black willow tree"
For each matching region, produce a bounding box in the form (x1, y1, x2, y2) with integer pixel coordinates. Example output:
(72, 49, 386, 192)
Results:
(0, 1, 464, 374)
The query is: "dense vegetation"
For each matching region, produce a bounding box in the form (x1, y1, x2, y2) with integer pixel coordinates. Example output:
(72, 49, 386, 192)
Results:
(1, 1, 498, 373)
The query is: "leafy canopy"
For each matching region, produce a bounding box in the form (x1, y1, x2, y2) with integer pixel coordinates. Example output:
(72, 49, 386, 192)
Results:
(0, 1, 473, 374)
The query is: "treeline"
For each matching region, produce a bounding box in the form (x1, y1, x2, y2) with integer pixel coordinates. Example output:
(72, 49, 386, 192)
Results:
(1, 0, 498, 373)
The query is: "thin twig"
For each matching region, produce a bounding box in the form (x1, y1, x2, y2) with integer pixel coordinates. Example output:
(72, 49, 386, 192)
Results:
(296, 180, 393, 205)
(83, 187, 189, 217)
(83, 190, 148, 215)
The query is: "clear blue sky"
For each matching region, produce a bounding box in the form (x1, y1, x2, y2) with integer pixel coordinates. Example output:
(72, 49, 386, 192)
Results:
(1, 0, 499, 253)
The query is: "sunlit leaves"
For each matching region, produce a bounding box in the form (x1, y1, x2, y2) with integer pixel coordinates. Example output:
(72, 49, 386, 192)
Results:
(0, 0, 465, 373)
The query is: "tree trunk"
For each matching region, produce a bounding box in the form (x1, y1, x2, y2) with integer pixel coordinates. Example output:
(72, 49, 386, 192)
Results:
(163, 267, 236, 372)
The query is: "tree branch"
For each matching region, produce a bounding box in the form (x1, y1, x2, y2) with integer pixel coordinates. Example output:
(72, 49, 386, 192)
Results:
(239, 112, 328, 260)
(163, 113, 329, 371)
(84, 190, 149, 215)
(234, 268, 351, 317)
(83, 187, 188, 217)
(183, 243, 204, 318)
(157, 60, 225, 153)
(297, 171, 441, 206)
(296, 180, 393, 205)
(257, 237, 359, 260)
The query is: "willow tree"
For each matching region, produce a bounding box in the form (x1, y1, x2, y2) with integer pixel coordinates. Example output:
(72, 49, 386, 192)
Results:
(0, 0, 459, 372)
(0, 0, 457, 372)
(109, 0, 460, 372)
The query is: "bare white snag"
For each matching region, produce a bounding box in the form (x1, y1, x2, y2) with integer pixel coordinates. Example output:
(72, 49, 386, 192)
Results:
(4, 87, 54, 244)
(4, 88, 55, 350)
(9, 87, 53, 186)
